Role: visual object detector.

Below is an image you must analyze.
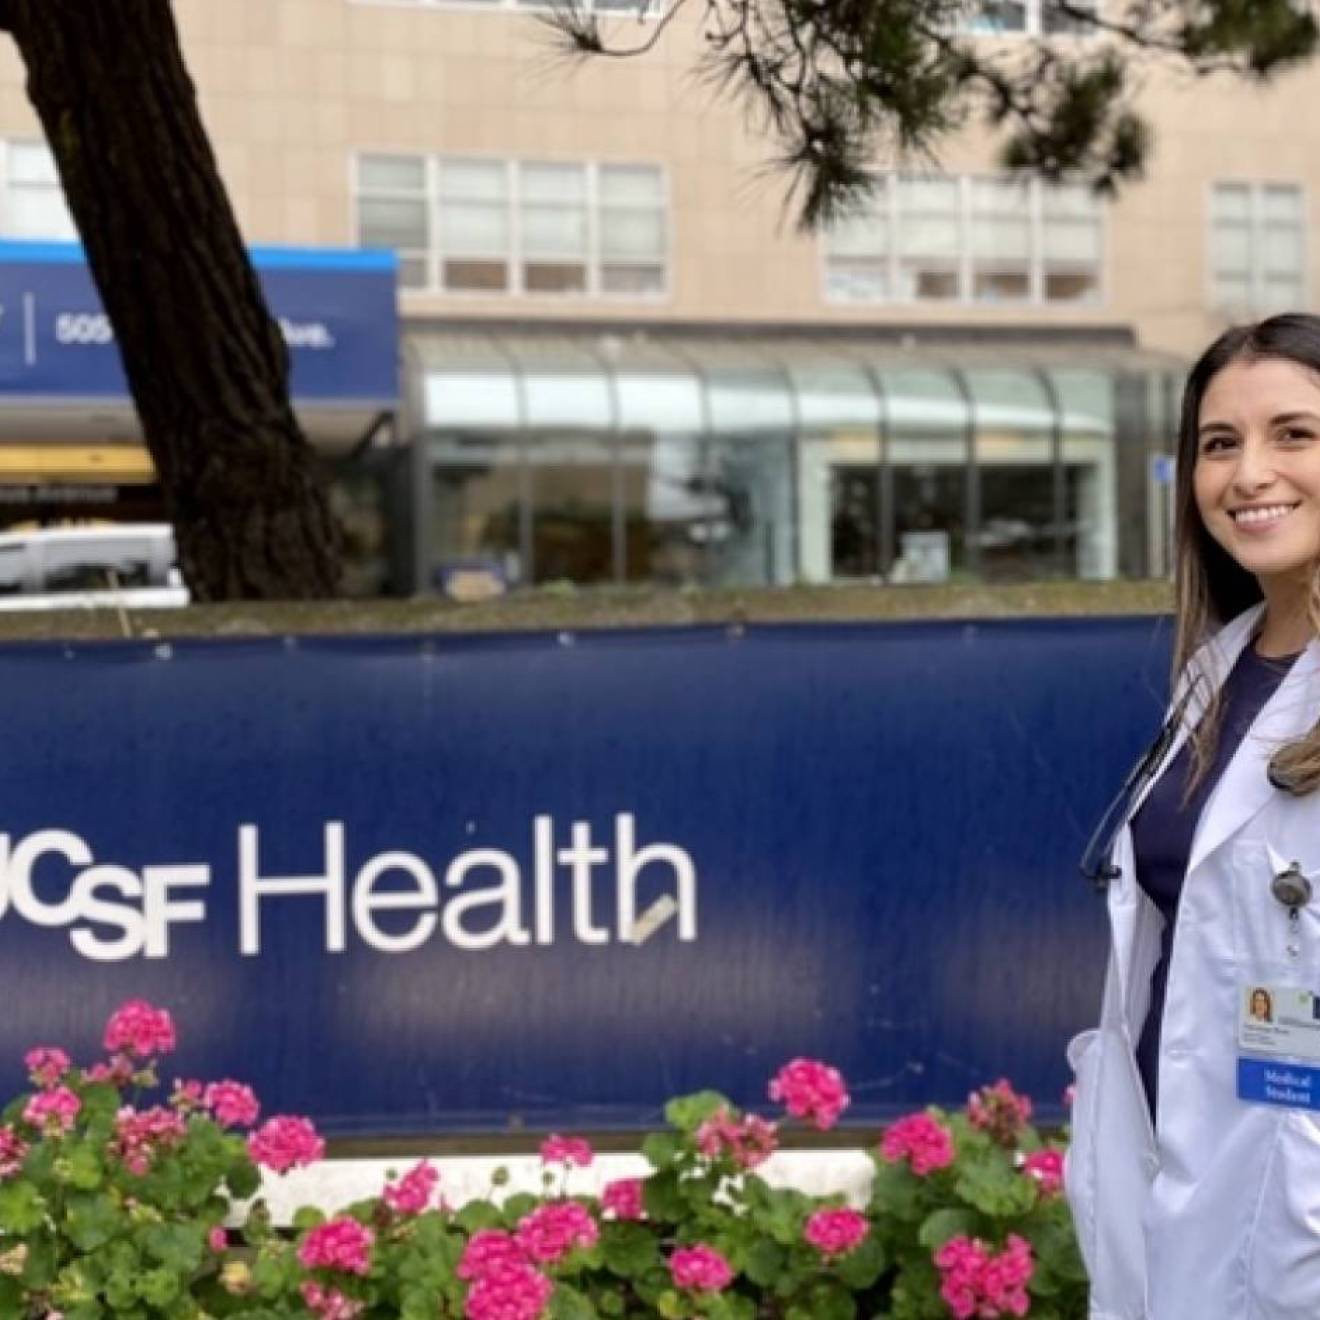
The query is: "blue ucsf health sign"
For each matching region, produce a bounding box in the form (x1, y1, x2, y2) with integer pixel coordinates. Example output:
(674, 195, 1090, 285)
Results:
(0, 618, 1170, 1137)
(0, 240, 398, 405)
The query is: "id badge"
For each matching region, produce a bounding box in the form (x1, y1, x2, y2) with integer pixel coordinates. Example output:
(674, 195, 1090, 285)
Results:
(1237, 982, 1320, 1110)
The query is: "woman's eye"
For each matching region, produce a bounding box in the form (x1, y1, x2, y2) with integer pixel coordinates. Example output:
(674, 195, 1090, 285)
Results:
(1201, 435, 1236, 455)
(1281, 427, 1314, 443)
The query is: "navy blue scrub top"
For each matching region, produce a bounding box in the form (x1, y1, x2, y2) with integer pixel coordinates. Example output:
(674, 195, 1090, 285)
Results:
(1130, 644, 1299, 1118)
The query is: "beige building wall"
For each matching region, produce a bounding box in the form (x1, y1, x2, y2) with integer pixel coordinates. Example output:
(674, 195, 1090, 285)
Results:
(0, 0, 1314, 359)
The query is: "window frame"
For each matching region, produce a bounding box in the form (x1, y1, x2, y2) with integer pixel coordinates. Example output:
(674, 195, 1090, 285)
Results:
(1206, 178, 1309, 316)
(821, 171, 1105, 309)
(964, 0, 1102, 37)
(348, 0, 664, 16)
(0, 139, 78, 242)
(353, 150, 671, 301)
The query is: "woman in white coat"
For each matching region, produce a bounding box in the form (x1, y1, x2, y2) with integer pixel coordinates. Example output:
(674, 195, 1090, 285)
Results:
(1068, 314, 1320, 1320)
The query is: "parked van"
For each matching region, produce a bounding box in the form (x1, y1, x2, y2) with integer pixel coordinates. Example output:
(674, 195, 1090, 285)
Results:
(0, 524, 189, 611)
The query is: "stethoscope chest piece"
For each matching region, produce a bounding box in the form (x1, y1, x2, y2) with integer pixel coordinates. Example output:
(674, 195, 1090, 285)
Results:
(1272, 861, 1314, 911)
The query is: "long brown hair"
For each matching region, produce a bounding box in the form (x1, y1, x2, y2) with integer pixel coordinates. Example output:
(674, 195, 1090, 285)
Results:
(1173, 314, 1320, 794)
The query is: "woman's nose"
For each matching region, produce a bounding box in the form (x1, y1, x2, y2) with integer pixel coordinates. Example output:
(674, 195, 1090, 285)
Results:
(1230, 440, 1276, 494)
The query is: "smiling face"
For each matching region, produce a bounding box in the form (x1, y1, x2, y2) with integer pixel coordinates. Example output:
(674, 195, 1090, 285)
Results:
(1194, 356, 1320, 590)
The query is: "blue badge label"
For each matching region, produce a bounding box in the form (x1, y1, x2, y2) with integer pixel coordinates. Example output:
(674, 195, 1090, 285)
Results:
(1238, 1057, 1320, 1110)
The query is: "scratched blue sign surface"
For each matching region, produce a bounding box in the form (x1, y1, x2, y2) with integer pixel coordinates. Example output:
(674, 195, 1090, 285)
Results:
(0, 241, 398, 405)
(0, 618, 1169, 1136)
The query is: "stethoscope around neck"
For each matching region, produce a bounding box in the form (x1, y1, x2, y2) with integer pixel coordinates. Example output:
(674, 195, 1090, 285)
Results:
(1079, 681, 1310, 898)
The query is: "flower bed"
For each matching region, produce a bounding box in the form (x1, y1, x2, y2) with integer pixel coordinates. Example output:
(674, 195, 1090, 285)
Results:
(0, 1002, 1087, 1317)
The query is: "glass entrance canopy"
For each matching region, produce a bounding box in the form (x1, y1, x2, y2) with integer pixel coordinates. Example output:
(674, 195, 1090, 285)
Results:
(407, 331, 1183, 593)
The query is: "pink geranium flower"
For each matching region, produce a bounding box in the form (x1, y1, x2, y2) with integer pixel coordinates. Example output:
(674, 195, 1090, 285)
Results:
(103, 1000, 176, 1059)
(539, 1134, 594, 1167)
(696, 1107, 779, 1169)
(113, 1105, 188, 1176)
(463, 1261, 553, 1320)
(22, 1086, 80, 1134)
(24, 1047, 71, 1090)
(298, 1218, 374, 1276)
(804, 1207, 869, 1257)
(668, 1244, 734, 1292)
(515, 1202, 599, 1264)
(967, 1079, 1033, 1148)
(601, 1177, 645, 1221)
(879, 1112, 956, 1176)
(768, 1059, 850, 1130)
(934, 1234, 1034, 1319)
(458, 1229, 526, 1282)
(204, 1081, 260, 1129)
(247, 1115, 324, 1173)
(1022, 1148, 1065, 1197)
(383, 1159, 439, 1215)
(0, 1125, 29, 1179)
(301, 1281, 366, 1320)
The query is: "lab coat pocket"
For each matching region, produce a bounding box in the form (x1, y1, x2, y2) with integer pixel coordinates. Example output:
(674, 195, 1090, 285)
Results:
(1230, 835, 1320, 973)
(1247, 1113, 1320, 1319)
(1063, 1028, 1101, 1279)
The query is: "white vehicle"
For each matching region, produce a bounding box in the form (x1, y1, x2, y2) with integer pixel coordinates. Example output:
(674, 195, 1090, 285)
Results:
(0, 524, 190, 612)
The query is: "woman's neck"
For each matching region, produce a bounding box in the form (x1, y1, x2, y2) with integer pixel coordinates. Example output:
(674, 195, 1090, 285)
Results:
(1256, 577, 1313, 657)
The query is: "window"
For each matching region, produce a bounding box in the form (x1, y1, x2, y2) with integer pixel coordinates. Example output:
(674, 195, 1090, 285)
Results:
(967, 0, 1098, 34)
(355, 154, 668, 298)
(824, 172, 1102, 306)
(353, 0, 651, 14)
(1210, 182, 1306, 313)
(2, 141, 77, 240)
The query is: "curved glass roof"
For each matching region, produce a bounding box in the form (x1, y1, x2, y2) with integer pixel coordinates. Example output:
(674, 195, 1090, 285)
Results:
(410, 332, 1183, 438)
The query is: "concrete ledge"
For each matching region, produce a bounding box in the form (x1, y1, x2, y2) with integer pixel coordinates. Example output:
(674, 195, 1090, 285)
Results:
(254, 1149, 876, 1222)
(0, 581, 1172, 644)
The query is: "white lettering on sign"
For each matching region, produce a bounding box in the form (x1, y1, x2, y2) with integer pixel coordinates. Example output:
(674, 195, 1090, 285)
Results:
(55, 312, 115, 345)
(279, 317, 336, 350)
(37, 311, 337, 353)
(0, 816, 698, 962)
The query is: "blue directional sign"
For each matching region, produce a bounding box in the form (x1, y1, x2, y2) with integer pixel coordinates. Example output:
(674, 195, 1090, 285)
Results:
(0, 241, 398, 405)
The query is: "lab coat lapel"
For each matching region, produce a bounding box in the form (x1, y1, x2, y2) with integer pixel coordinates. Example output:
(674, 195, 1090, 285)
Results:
(1187, 634, 1320, 874)
(1126, 604, 1263, 824)
(1104, 606, 1262, 1019)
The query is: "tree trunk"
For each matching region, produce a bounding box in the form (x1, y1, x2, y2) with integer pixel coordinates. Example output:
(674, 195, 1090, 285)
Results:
(0, 0, 341, 600)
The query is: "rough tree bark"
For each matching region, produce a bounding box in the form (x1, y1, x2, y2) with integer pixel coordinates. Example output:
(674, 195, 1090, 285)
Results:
(0, 0, 341, 600)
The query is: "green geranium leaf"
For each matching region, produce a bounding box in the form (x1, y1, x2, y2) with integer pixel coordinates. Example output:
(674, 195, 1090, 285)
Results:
(601, 1222, 661, 1278)
(292, 1205, 325, 1231)
(835, 1233, 887, 1290)
(549, 1282, 599, 1319)
(501, 1192, 540, 1223)
(136, 1264, 181, 1306)
(664, 1091, 731, 1134)
(0, 1179, 45, 1233)
(655, 1289, 686, 1319)
(742, 1237, 787, 1287)
(455, 1200, 503, 1234)
(19, 1229, 57, 1288)
(64, 1190, 121, 1251)
(62, 1142, 104, 1191)
(143, 1220, 206, 1274)
(642, 1131, 682, 1171)
(793, 1278, 856, 1320)
(642, 1170, 685, 1223)
(954, 1157, 1036, 1218)
(868, 1156, 923, 1221)
(705, 1294, 757, 1320)
(917, 1207, 979, 1251)
(225, 1154, 261, 1200)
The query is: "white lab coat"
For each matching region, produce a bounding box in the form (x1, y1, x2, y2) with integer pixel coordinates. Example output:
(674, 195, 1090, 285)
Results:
(1067, 602, 1320, 1320)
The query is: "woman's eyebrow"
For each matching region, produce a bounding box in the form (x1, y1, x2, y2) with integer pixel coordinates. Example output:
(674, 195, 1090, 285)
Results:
(1270, 410, 1320, 426)
(1196, 420, 1238, 438)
